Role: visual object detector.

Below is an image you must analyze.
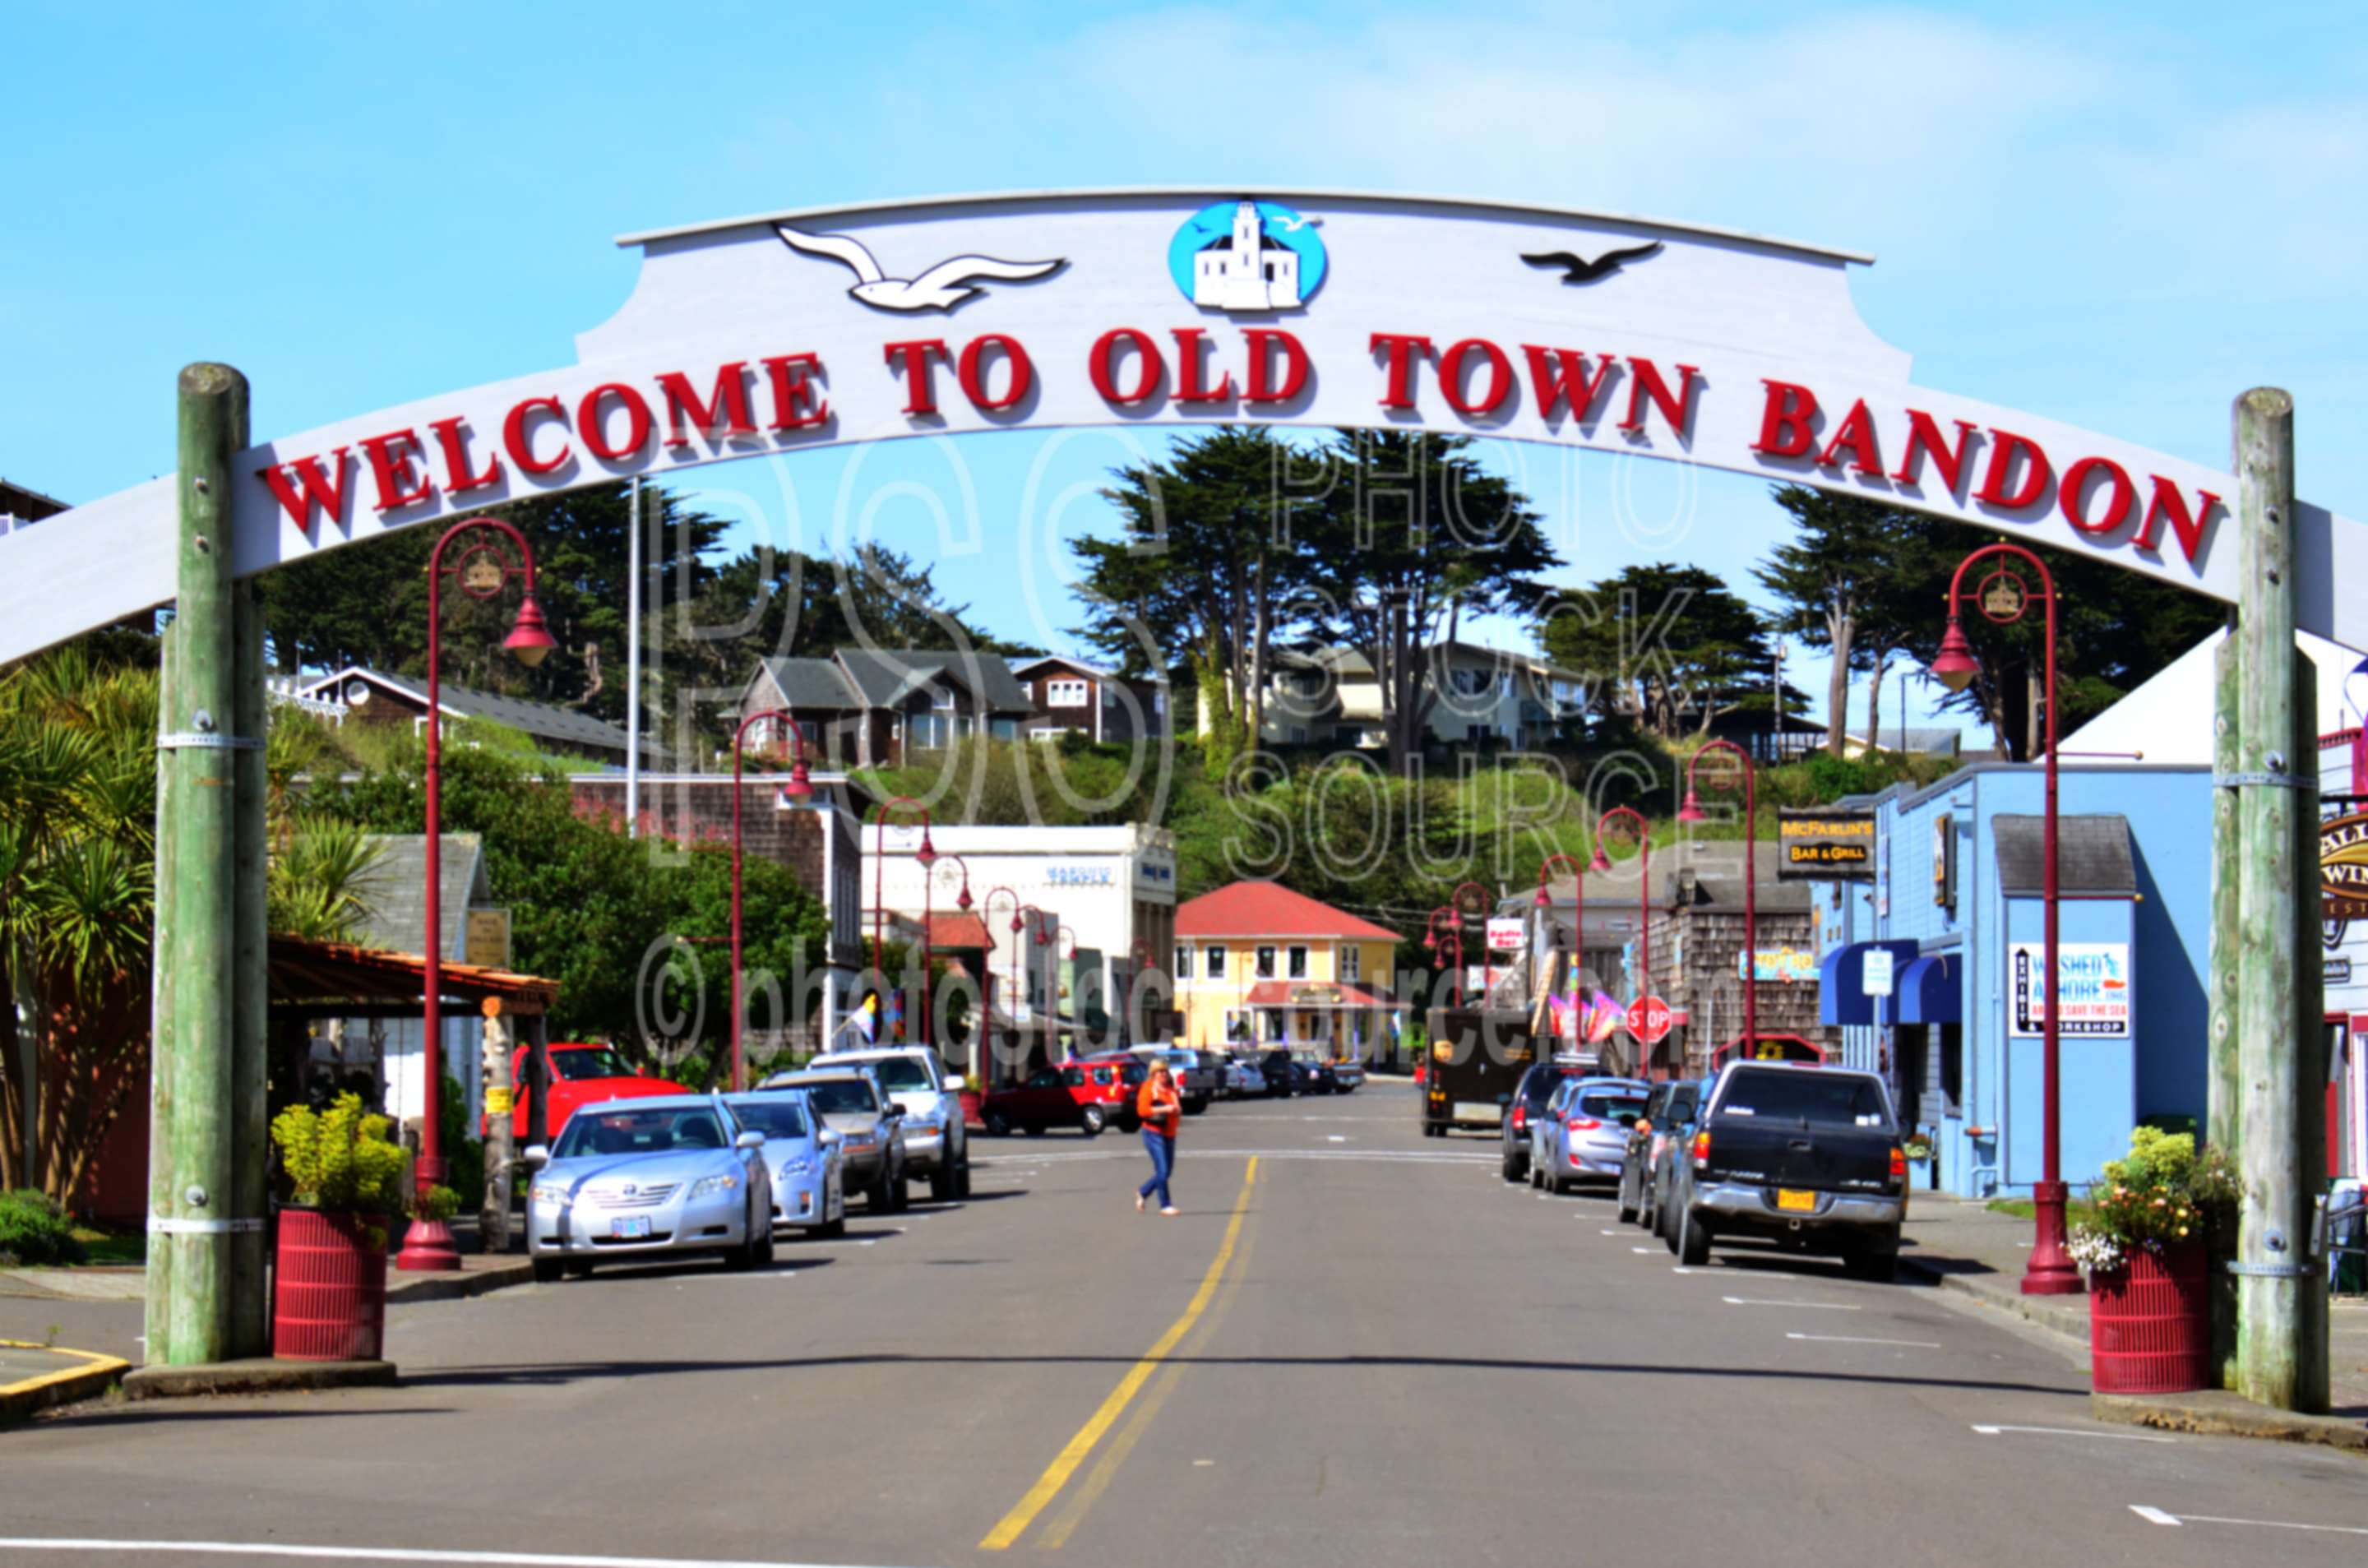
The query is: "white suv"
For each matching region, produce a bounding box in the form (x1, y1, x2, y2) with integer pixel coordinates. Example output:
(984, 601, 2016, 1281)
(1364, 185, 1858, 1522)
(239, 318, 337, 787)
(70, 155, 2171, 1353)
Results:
(817, 1047, 970, 1200)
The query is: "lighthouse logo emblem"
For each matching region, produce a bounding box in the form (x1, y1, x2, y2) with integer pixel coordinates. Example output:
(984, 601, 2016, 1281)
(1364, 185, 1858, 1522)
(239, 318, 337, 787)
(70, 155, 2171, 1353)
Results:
(1168, 199, 1327, 312)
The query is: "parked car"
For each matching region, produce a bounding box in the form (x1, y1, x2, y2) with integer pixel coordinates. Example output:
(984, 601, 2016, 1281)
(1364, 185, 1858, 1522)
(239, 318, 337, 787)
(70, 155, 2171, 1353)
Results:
(1618, 1077, 1703, 1226)
(1529, 1078, 1649, 1194)
(1257, 1049, 1301, 1098)
(524, 1095, 774, 1280)
(1663, 1062, 1907, 1279)
(488, 1042, 687, 1141)
(1132, 1048, 1217, 1113)
(1500, 1060, 1589, 1183)
(1223, 1053, 1268, 1099)
(758, 1066, 908, 1212)
(982, 1057, 1144, 1136)
(1329, 1059, 1365, 1093)
(1649, 1078, 1718, 1241)
(814, 1046, 969, 1200)
(722, 1091, 845, 1239)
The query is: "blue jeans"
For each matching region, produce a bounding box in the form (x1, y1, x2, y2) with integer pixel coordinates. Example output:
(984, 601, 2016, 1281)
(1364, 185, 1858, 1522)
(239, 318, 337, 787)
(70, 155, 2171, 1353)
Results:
(1138, 1130, 1175, 1208)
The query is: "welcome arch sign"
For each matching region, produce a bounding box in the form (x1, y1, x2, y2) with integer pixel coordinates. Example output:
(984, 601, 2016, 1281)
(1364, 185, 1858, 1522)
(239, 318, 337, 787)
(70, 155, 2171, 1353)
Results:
(4, 185, 2362, 661)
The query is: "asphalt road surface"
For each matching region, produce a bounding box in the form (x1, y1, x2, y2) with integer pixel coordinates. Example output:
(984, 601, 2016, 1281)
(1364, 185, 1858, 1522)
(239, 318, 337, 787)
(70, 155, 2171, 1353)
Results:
(3, 1083, 2363, 1566)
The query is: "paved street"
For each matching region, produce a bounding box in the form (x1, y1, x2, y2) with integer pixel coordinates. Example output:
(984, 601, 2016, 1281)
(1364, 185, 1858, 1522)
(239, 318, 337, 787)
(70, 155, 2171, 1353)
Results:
(3, 1084, 2362, 1566)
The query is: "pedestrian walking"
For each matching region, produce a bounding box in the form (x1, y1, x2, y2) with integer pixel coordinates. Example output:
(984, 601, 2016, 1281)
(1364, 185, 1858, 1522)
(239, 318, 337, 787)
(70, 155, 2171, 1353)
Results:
(1135, 1060, 1182, 1216)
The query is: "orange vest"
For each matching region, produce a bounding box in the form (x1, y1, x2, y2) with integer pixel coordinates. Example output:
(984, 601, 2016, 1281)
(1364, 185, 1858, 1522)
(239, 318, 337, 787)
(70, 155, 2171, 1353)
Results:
(1137, 1078, 1181, 1137)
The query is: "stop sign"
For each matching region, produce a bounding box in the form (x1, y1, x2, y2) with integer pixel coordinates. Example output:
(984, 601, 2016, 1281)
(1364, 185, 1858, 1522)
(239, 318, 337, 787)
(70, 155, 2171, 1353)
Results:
(1626, 995, 1675, 1046)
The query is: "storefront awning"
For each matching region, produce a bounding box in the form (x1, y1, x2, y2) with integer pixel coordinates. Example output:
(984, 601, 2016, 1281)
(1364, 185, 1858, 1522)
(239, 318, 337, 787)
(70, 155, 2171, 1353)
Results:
(1894, 953, 1962, 1025)
(1242, 980, 1408, 1011)
(1818, 940, 1922, 1027)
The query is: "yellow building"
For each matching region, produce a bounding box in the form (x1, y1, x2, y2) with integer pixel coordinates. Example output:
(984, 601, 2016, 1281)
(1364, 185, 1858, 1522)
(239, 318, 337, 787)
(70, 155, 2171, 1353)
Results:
(1172, 881, 1405, 1059)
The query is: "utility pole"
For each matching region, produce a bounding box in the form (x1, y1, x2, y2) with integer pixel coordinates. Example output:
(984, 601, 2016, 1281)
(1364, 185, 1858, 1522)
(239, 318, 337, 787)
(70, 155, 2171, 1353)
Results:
(229, 577, 269, 1359)
(2228, 386, 2330, 1412)
(146, 364, 249, 1367)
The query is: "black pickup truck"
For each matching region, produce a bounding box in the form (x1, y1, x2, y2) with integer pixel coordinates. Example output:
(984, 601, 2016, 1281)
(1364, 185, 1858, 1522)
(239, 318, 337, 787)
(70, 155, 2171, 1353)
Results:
(1664, 1062, 1906, 1279)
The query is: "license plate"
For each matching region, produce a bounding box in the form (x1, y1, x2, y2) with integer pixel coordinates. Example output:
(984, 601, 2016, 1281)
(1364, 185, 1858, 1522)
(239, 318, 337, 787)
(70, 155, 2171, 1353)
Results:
(1776, 1188, 1816, 1213)
(609, 1215, 654, 1239)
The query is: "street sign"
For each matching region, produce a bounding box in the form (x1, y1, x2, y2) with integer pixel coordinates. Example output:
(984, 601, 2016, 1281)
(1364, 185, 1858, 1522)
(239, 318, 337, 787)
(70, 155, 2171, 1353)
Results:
(1862, 949, 1895, 997)
(1625, 995, 1675, 1046)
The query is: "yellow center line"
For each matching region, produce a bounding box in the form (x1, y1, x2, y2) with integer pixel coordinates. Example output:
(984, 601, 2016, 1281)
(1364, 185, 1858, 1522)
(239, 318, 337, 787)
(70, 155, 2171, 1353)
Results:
(977, 1156, 1260, 1552)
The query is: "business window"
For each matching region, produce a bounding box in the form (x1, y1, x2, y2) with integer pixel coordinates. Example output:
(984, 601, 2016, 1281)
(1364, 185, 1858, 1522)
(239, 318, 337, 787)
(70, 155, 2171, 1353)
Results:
(1205, 944, 1227, 979)
(1175, 943, 1194, 981)
(1339, 945, 1362, 982)
(1256, 946, 1277, 978)
(1287, 946, 1308, 978)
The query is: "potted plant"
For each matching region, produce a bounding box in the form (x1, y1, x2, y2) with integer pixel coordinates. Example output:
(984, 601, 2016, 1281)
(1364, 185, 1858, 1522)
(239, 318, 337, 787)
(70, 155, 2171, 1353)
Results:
(2067, 1126, 2240, 1396)
(269, 1092, 406, 1362)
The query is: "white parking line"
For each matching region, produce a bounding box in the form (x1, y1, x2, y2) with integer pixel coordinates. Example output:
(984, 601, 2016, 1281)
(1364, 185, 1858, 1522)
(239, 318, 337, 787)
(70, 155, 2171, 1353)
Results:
(1723, 1297, 1860, 1310)
(1971, 1425, 2171, 1443)
(0, 1540, 928, 1567)
(1600, 1228, 1622, 1235)
(1630, 1247, 1657, 1254)
(1787, 1333, 1940, 1348)
(2129, 1505, 2368, 1536)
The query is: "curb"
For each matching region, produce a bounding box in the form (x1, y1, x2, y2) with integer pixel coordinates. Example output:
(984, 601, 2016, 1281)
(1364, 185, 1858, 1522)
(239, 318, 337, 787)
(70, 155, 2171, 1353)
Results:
(1897, 1253, 2091, 1346)
(2092, 1390, 2368, 1455)
(121, 1358, 397, 1399)
(384, 1257, 537, 1307)
(0, 1342, 130, 1424)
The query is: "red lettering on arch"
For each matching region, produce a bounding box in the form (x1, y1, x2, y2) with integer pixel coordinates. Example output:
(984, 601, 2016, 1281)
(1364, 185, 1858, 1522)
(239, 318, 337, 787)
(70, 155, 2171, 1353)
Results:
(1751, 382, 1820, 458)
(1370, 332, 1432, 410)
(1889, 409, 1981, 494)
(1244, 328, 1310, 405)
(883, 339, 949, 416)
(576, 383, 654, 461)
(1815, 399, 1883, 476)
(656, 363, 757, 447)
(2134, 477, 2222, 564)
(1619, 358, 1699, 435)
(957, 334, 1034, 411)
(255, 449, 353, 532)
(359, 428, 435, 512)
(1170, 328, 1234, 404)
(503, 396, 571, 476)
(429, 417, 502, 493)
(1441, 338, 1514, 418)
(1974, 428, 2051, 511)
(1520, 346, 1616, 423)
(2059, 456, 2137, 535)
(760, 354, 828, 430)
(1090, 328, 1164, 405)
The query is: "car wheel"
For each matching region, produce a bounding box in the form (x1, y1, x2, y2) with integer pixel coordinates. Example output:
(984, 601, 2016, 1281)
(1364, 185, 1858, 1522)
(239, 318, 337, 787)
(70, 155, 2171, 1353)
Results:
(531, 1256, 565, 1284)
(929, 1165, 955, 1202)
(1616, 1174, 1639, 1224)
(1677, 1205, 1713, 1267)
(983, 1110, 1011, 1137)
(1184, 1097, 1208, 1116)
(814, 1215, 846, 1239)
(1848, 1232, 1902, 1283)
(1080, 1104, 1108, 1136)
(1501, 1149, 1524, 1183)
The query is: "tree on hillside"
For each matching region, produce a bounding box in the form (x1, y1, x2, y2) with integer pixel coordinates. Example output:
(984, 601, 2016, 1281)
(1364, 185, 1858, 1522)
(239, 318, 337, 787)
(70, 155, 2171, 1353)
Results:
(1296, 431, 1561, 774)
(1071, 428, 1313, 765)
(1540, 562, 1771, 738)
(255, 483, 727, 723)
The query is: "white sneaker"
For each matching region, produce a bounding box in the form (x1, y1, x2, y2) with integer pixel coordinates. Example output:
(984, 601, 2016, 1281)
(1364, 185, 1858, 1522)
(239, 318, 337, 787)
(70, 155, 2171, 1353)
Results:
(1160, 1206, 1180, 1216)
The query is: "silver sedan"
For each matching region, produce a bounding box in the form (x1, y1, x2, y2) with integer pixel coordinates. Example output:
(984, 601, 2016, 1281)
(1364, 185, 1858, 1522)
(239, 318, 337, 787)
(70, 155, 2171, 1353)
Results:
(1529, 1077, 1651, 1196)
(724, 1091, 846, 1239)
(525, 1095, 775, 1279)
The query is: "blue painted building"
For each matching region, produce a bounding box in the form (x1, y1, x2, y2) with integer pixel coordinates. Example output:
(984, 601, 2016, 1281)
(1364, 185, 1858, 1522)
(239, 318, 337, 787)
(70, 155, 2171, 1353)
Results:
(1812, 763, 2213, 1200)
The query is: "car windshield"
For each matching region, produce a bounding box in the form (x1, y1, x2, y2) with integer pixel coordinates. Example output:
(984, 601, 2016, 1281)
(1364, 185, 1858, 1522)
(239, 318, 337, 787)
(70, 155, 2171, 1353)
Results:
(1717, 1071, 1891, 1127)
(857, 1057, 933, 1091)
(549, 1047, 637, 1081)
(552, 1106, 726, 1159)
(1576, 1089, 1649, 1125)
(728, 1099, 810, 1140)
(797, 1080, 880, 1116)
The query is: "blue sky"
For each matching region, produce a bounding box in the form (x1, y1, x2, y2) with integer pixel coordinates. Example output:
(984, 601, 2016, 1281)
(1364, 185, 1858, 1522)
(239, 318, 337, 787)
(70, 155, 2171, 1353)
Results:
(5, 2, 2362, 733)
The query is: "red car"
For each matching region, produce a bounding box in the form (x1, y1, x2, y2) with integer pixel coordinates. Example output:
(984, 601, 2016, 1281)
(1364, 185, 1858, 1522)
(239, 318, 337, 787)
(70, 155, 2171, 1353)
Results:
(488, 1043, 689, 1142)
(980, 1057, 1146, 1137)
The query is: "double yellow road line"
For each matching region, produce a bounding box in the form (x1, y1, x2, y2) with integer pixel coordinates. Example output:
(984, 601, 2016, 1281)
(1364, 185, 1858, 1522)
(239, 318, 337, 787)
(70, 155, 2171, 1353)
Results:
(978, 1156, 1260, 1551)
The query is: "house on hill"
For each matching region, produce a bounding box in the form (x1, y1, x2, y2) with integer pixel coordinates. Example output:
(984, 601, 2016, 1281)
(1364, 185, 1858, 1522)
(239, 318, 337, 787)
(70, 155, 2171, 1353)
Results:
(294, 666, 664, 770)
(740, 649, 1035, 768)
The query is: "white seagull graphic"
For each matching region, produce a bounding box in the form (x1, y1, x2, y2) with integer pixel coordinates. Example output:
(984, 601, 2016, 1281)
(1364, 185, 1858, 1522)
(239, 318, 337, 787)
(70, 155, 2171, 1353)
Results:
(775, 224, 1066, 312)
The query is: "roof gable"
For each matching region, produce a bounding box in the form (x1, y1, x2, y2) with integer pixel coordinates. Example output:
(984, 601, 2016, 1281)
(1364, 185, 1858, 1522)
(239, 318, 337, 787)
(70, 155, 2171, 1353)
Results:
(1175, 880, 1400, 941)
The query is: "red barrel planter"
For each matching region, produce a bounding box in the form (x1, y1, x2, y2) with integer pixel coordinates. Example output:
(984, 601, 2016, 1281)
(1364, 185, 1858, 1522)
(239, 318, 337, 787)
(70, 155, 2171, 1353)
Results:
(2088, 1241, 2208, 1395)
(958, 1088, 985, 1129)
(272, 1209, 388, 1362)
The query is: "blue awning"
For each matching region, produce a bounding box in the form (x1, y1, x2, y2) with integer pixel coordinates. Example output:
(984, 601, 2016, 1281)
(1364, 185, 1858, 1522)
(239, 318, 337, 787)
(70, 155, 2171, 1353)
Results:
(1819, 940, 1923, 1027)
(1894, 953, 1962, 1025)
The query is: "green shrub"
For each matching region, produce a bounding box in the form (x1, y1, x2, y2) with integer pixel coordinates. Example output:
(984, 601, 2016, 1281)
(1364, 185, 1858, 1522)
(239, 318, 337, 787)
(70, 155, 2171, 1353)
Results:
(0, 1189, 86, 1266)
(271, 1093, 406, 1213)
(2067, 1126, 2241, 1275)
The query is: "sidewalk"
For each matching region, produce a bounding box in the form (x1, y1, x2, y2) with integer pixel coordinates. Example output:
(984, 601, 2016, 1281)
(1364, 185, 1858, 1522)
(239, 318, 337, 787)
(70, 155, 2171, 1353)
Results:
(1902, 1190, 2368, 1443)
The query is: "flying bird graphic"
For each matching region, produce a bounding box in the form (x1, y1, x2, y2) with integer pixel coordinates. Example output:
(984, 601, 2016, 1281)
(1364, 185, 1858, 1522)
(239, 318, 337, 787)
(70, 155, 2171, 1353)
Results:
(1520, 241, 1665, 284)
(776, 224, 1066, 313)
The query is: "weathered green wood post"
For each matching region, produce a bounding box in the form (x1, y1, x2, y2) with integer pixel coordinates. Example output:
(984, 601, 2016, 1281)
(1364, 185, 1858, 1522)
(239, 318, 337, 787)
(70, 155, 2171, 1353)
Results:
(2229, 386, 2330, 1412)
(229, 579, 270, 1358)
(146, 363, 250, 1366)
(2208, 636, 2241, 1386)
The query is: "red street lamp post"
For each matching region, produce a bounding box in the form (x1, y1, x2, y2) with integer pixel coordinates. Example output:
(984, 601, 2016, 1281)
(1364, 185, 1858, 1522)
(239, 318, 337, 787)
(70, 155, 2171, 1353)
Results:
(1423, 905, 1463, 1008)
(730, 709, 812, 1093)
(869, 797, 933, 1043)
(1928, 543, 2079, 1297)
(926, 853, 974, 1052)
(1677, 740, 1759, 1055)
(1448, 881, 1493, 1004)
(1594, 807, 1652, 1070)
(400, 516, 557, 1272)
(1016, 904, 1048, 1066)
(1535, 852, 1587, 986)
(979, 886, 1021, 1087)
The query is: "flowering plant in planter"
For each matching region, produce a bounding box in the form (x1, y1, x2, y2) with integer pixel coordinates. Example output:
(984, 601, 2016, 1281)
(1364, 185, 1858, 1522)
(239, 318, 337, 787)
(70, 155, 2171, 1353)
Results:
(2066, 1126, 2240, 1279)
(268, 1093, 405, 1362)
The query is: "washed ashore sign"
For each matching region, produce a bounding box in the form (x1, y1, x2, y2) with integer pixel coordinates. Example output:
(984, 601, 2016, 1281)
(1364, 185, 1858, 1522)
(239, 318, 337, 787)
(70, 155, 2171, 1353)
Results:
(2, 187, 2364, 664)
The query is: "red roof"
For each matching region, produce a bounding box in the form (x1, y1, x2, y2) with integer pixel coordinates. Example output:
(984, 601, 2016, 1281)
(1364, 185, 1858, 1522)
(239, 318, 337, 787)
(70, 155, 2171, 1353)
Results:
(1175, 881, 1399, 942)
(923, 912, 992, 949)
(1242, 980, 1407, 1010)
